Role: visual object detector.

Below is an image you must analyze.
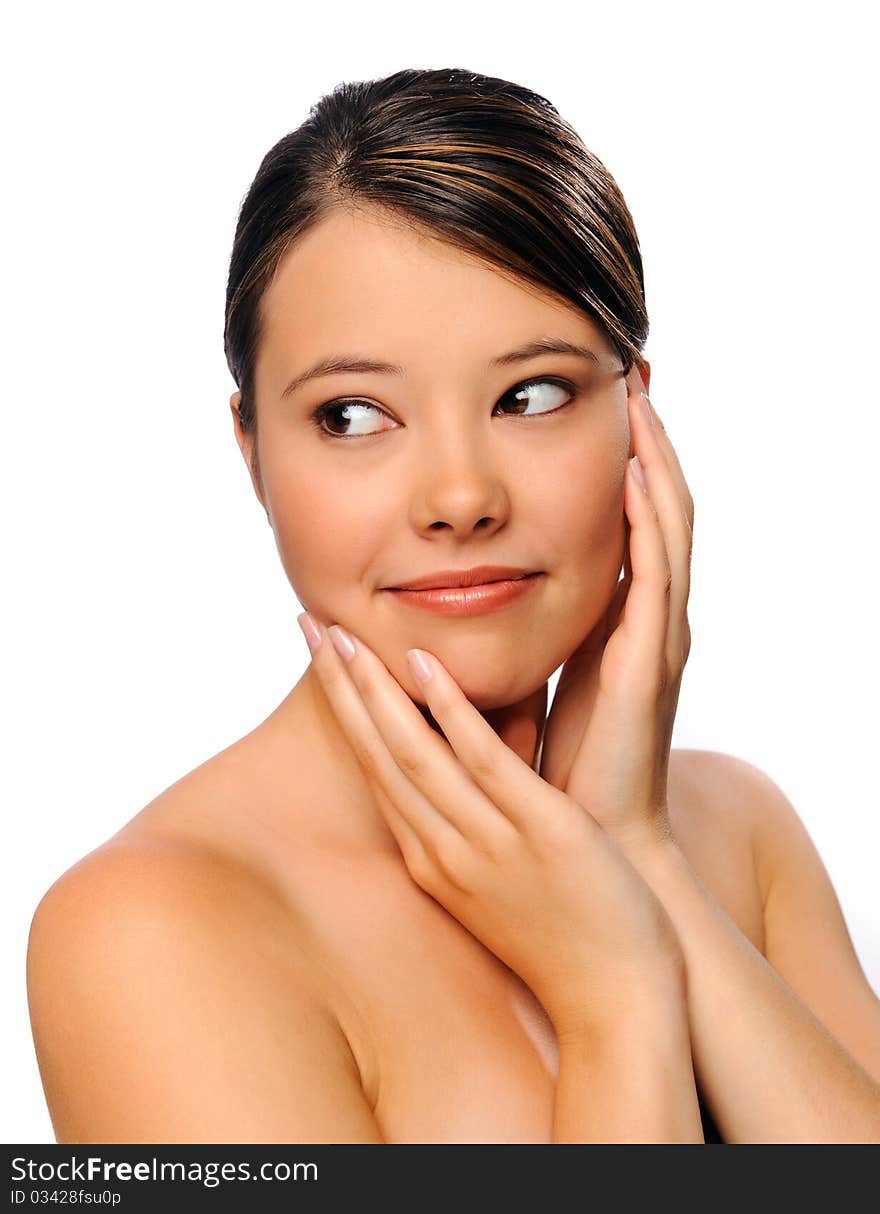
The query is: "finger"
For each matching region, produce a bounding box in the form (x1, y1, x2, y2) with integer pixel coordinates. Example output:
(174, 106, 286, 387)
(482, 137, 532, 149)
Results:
(322, 621, 521, 853)
(362, 772, 432, 876)
(618, 451, 672, 686)
(326, 622, 575, 841)
(640, 388, 694, 665)
(395, 642, 579, 842)
(629, 386, 692, 671)
(298, 612, 464, 861)
(638, 388, 695, 531)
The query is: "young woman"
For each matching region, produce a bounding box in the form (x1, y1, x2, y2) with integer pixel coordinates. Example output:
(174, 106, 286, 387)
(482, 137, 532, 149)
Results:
(27, 67, 880, 1145)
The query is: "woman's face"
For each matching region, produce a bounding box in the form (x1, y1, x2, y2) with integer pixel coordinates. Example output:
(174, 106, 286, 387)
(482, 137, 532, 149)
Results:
(233, 205, 639, 711)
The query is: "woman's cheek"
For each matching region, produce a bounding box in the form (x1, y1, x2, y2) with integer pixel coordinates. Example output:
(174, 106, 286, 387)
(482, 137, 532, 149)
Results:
(551, 460, 626, 615)
(268, 475, 391, 613)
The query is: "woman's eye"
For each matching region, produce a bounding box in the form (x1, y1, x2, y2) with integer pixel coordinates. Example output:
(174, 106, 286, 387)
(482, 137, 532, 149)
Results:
(310, 400, 389, 439)
(310, 377, 575, 440)
(496, 378, 574, 417)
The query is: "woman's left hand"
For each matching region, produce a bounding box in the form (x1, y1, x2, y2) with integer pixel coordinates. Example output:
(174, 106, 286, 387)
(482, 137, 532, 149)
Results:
(538, 367, 695, 860)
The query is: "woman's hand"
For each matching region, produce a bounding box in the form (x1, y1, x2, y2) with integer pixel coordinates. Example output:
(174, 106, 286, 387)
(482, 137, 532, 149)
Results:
(297, 610, 684, 1037)
(538, 367, 695, 862)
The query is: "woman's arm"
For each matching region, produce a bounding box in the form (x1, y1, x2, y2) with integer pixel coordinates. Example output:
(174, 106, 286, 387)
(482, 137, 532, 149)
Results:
(552, 968, 703, 1143)
(625, 760, 880, 1143)
(26, 843, 385, 1144)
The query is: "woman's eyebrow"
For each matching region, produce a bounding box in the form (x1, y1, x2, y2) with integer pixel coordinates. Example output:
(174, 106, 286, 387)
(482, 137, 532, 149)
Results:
(280, 338, 600, 400)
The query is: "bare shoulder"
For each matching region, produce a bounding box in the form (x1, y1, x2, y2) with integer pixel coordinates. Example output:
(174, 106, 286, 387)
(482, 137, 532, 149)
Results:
(668, 745, 810, 886)
(28, 831, 298, 964)
(666, 748, 768, 948)
(669, 746, 796, 891)
(669, 748, 880, 1085)
(26, 833, 383, 1143)
(666, 746, 767, 855)
(668, 746, 764, 826)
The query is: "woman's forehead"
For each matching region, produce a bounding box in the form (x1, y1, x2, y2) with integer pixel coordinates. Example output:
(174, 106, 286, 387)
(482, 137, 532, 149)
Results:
(257, 208, 613, 384)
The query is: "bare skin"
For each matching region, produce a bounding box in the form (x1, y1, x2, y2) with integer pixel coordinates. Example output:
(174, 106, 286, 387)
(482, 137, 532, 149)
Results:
(28, 205, 880, 1143)
(95, 701, 763, 1143)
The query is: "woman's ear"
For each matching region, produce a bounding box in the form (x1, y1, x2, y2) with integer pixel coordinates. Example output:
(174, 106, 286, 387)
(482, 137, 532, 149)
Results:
(230, 392, 270, 523)
(638, 358, 651, 395)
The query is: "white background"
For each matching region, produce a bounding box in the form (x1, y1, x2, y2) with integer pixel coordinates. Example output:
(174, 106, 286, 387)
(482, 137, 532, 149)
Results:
(3, 0, 877, 1143)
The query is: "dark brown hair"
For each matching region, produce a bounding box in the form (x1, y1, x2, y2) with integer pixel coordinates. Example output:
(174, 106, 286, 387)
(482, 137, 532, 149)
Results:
(224, 67, 648, 487)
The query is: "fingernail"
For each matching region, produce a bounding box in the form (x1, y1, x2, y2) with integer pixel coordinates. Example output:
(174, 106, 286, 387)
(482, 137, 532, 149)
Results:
(407, 648, 433, 684)
(329, 625, 357, 662)
(297, 612, 323, 654)
(630, 455, 646, 489)
(639, 391, 655, 429)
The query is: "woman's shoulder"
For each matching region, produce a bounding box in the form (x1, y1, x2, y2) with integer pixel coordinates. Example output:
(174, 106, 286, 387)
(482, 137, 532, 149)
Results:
(26, 815, 311, 1014)
(669, 749, 880, 1086)
(25, 823, 380, 1142)
(666, 744, 825, 950)
(31, 726, 303, 934)
(669, 746, 766, 823)
(666, 747, 768, 950)
(28, 724, 303, 975)
(669, 745, 793, 874)
(30, 822, 275, 925)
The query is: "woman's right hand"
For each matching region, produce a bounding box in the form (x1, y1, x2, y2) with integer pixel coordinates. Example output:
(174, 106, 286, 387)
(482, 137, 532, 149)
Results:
(298, 611, 684, 1038)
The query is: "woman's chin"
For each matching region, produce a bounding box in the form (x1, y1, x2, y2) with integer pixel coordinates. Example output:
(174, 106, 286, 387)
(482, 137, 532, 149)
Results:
(402, 661, 550, 716)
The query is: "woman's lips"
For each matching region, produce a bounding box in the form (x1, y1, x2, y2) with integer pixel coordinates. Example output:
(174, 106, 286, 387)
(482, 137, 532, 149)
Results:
(384, 573, 544, 616)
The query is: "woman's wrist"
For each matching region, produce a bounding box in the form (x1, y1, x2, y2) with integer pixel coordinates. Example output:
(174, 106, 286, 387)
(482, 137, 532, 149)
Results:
(551, 975, 701, 1142)
(547, 959, 688, 1046)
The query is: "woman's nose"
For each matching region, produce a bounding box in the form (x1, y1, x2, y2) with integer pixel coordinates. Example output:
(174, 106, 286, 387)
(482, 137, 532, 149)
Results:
(409, 434, 511, 536)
